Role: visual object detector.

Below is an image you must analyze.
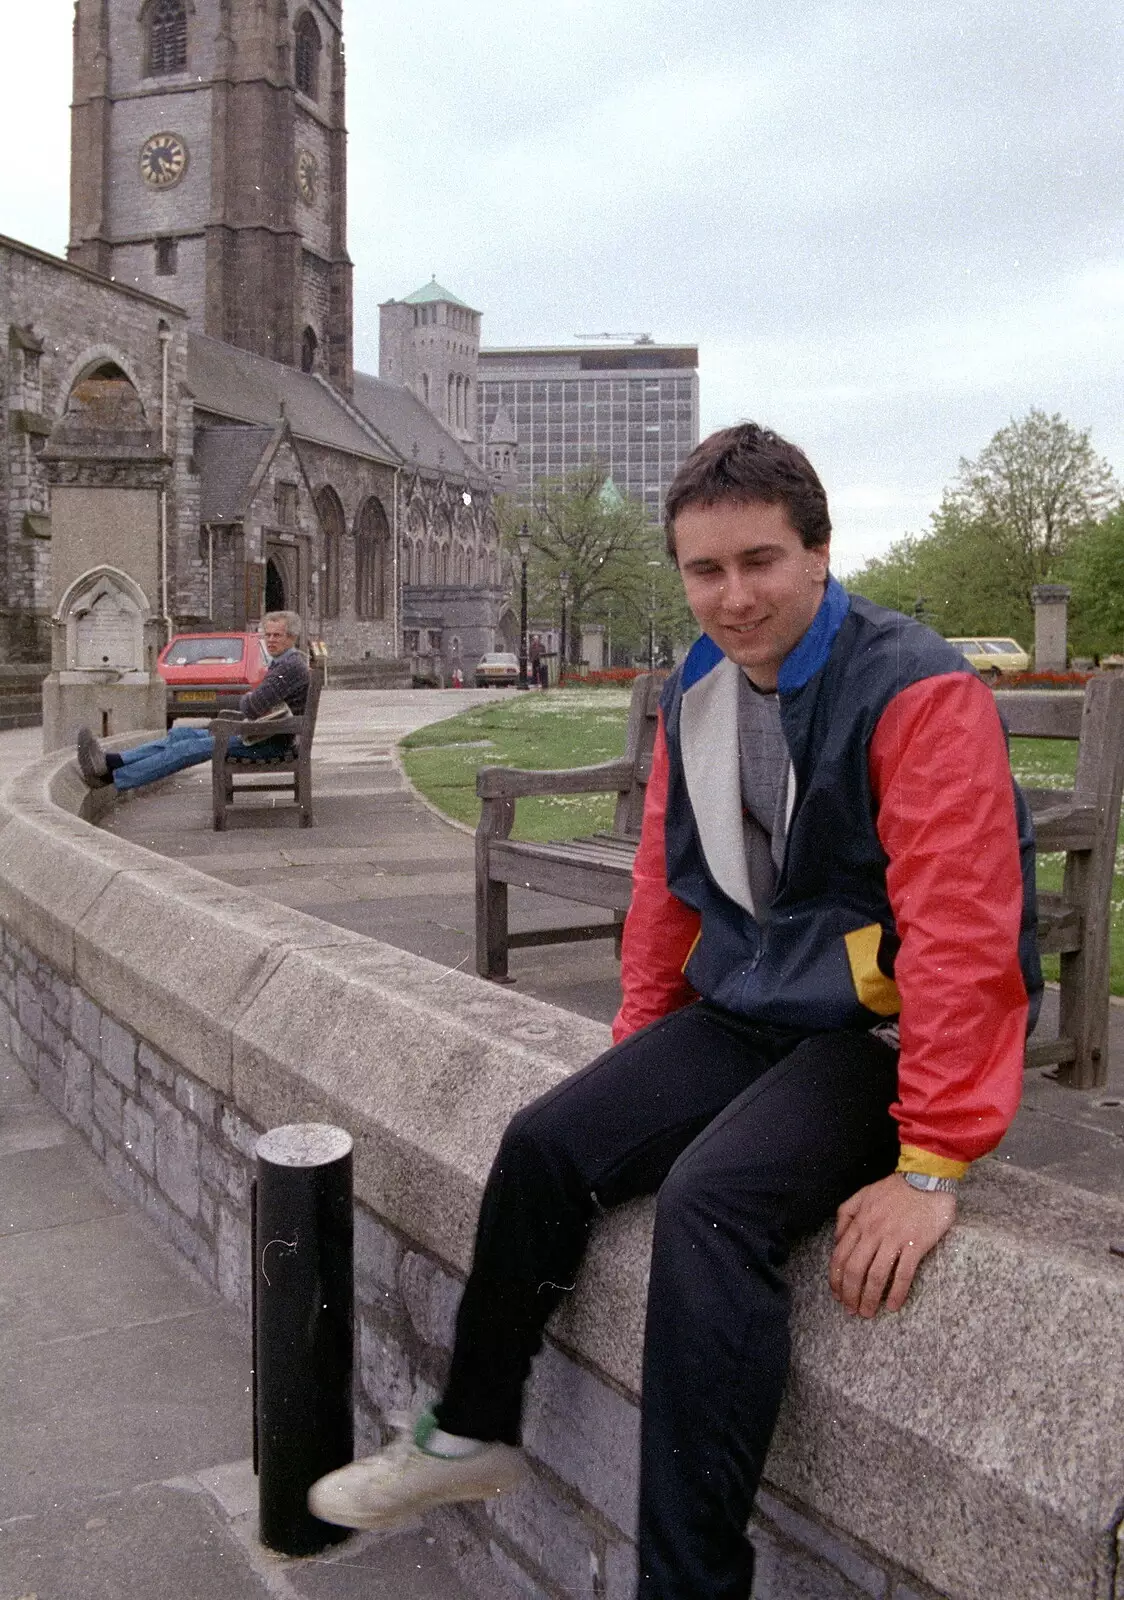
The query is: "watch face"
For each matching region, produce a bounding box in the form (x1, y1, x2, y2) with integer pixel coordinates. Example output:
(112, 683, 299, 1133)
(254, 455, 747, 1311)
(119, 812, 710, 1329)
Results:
(140, 131, 188, 188)
(296, 149, 318, 204)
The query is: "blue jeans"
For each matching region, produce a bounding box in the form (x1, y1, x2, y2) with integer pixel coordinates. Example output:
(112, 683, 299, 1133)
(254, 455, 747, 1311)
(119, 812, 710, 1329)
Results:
(112, 726, 292, 791)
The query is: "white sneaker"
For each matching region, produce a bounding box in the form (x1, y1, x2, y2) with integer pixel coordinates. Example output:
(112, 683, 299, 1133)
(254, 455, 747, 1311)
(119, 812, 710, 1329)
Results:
(307, 1411, 527, 1532)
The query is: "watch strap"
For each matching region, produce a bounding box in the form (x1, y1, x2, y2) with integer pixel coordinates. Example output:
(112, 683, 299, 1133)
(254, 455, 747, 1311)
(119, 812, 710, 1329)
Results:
(902, 1171, 959, 1194)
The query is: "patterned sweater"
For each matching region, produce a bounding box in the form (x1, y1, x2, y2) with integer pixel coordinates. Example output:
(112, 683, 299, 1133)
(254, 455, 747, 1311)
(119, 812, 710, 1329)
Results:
(238, 648, 310, 720)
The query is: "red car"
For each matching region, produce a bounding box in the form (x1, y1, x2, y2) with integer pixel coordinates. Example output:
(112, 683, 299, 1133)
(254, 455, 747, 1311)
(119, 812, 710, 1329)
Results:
(158, 631, 269, 727)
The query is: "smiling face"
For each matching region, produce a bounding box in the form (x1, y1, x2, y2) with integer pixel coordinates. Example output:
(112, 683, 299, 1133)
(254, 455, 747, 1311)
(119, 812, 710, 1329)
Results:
(674, 499, 830, 690)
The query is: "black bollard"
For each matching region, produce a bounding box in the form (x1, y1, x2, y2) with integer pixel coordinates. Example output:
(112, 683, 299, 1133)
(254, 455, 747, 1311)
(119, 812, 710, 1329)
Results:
(254, 1123, 354, 1554)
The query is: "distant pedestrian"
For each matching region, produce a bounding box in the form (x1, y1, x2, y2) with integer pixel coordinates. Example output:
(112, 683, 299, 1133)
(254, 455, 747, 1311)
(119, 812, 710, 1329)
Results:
(529, 634, 546, 689)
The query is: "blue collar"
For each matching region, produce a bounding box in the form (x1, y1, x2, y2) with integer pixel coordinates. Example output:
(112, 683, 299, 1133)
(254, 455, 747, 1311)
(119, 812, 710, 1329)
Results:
(680, 574, 851, 695)
(776, 574, 850, 693)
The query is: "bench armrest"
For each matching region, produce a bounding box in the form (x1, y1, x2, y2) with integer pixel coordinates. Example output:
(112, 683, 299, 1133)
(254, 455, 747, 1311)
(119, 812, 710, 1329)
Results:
(209, 715, 303, 751)
(476, 759, 635, 801)
(1029, 801, 1099, 851)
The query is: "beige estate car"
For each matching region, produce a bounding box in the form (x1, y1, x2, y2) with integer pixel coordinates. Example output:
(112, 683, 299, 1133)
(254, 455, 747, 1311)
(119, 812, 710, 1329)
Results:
(947, 637, 1031, 679)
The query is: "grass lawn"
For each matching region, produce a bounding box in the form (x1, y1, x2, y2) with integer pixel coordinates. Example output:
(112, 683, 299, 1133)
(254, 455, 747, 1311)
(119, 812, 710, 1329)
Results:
(401, 694, 1124, 994)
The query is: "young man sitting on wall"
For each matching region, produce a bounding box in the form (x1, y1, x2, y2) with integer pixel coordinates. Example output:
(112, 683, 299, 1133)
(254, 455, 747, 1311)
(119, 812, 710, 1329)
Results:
(309, 425, 1040, 1599)
(75, 611, 309, 794)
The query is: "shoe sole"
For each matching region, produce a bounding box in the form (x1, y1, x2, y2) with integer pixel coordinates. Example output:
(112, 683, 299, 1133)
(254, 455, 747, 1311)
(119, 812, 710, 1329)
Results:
(308, 1459, 526, 1532)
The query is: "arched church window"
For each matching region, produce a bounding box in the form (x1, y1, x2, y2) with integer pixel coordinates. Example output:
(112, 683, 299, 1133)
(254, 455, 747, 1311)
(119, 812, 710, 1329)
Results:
(148, 0, 187, 76)
(301, 326, 318, 373)
(295, 12, 321, 99)
(316, 486, 345, 619)
(355, 496, 390, 620)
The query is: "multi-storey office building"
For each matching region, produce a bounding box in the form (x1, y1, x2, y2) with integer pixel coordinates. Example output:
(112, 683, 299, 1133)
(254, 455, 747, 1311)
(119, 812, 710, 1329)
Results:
(476, 343, 699, 523)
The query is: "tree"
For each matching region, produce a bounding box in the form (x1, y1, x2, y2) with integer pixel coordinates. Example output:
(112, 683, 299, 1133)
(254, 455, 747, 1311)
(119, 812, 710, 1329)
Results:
(847, 506, 1033, 641)
(848, 411, 1121, 646)
(498, 465, 694, 667)
(947, 409, 1119, 591)
(1062, 505, 1124, 658)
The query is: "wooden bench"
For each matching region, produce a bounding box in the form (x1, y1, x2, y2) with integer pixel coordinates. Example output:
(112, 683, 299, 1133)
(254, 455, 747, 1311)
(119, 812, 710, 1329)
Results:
(475, 672, 662, 981)
(208, 666, 323, 831)
(475, 669, 1124, 1091)
(1000, 676, 1124, 1088)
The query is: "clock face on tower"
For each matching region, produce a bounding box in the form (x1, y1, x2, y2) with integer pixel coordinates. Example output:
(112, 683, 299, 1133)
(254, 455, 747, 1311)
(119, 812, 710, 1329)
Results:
(296, 148, 318, 204)
(139, 132, 188, 188)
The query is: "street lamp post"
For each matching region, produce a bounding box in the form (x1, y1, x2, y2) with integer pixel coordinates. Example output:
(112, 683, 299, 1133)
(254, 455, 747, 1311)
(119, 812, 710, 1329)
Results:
(516, 522, 531, 690)
(647, 559, 662, 672)
(559, 569, 570, 685)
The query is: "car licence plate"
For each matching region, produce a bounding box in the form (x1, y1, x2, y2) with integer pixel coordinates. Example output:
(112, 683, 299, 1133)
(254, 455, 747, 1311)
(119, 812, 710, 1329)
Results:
(175, 690, 215, 702)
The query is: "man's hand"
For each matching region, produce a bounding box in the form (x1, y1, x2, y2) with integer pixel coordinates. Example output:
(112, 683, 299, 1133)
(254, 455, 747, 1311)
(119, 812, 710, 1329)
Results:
(829, 1173, 956, 1318)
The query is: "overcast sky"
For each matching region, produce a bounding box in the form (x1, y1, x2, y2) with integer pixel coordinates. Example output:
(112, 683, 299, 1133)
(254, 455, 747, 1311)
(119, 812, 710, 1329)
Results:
(6, 1, 1124, 570)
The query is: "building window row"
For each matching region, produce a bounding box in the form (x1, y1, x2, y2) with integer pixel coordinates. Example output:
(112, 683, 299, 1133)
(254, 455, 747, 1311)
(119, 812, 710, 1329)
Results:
(412, 304, 479, 333)
(147, 1, 321, 97)
(316, 487, 391, 621)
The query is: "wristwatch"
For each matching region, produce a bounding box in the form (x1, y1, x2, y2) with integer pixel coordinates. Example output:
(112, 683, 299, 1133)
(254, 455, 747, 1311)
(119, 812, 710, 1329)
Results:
(902, 1171, 959, 1194)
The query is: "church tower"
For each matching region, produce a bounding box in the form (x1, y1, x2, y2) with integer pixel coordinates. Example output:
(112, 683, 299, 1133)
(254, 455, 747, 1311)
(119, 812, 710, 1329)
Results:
(379, 280, 481, 445)
(69, 0, 354, 391)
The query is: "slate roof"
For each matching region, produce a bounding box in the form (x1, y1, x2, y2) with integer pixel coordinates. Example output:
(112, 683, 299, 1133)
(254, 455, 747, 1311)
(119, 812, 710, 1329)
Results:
(350, 370, 489, 488)
(398, 277, 476, 310)
(188, 334, 399, 466)
(196, 425, 276, 523)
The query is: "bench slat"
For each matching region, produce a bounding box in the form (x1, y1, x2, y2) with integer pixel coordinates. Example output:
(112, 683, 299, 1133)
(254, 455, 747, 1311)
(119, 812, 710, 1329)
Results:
(999, 691, 1085, 739)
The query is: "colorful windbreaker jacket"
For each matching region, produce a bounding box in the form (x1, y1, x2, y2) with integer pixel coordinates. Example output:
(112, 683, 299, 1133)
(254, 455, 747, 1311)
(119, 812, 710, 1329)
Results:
(612, 577, 1042, 1176)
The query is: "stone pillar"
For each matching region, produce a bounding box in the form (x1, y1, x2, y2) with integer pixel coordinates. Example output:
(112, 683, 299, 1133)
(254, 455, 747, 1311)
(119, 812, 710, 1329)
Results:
(1032, 584, 1071, 672)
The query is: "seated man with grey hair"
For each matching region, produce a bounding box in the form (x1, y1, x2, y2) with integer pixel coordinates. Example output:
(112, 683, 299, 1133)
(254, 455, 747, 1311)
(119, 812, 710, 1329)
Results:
(76, 611, 310, 793)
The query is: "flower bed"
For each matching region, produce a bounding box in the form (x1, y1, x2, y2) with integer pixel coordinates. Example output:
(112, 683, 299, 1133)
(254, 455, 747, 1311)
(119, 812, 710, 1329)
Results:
(995, 669, 1095, 689)
(559, 666, 645, 687)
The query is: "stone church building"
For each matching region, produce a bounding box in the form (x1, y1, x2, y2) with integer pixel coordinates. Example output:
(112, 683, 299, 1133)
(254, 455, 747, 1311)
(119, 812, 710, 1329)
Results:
(0, 0, 505, 680)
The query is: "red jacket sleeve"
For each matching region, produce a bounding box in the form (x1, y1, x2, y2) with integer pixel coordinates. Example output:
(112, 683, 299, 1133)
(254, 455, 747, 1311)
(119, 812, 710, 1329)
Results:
(869, 673, 1028, 1173)
(612, 711, 701, 1042)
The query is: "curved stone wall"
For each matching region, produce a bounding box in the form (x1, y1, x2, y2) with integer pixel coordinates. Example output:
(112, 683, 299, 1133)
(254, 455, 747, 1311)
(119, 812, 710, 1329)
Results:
(0, 745, 1121, 1600)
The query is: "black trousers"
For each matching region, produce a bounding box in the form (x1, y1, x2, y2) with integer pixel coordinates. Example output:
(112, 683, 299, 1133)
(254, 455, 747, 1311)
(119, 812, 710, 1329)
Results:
(435, 1003, 900, 1599)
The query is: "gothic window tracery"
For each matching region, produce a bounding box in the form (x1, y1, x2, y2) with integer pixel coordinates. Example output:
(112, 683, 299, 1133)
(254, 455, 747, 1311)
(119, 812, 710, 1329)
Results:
(148, 0, 187, 76)
(316, 486, 344, 619)
(355, 495, 389, 619)
(295, 12, 321, 99)
(301, 326, 318, 373)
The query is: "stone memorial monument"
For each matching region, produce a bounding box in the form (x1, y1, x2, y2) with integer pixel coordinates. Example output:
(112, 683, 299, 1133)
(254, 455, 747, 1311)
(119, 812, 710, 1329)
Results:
(42, 567, 165, 749)
(40, 360, 170, 751)
(1031, 583, 1071, 673)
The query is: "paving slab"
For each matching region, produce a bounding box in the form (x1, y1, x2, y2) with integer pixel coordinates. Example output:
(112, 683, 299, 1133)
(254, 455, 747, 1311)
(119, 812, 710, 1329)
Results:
(0, 1140, 123, 1236)
(0, 1481, 267, 1600)
(0, 1211, 214, 1345)
(4, 1304, 251, 1517)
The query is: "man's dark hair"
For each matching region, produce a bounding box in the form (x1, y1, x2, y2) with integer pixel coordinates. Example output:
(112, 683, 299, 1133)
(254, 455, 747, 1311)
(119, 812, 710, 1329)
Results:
(664, 423, 831, 556)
